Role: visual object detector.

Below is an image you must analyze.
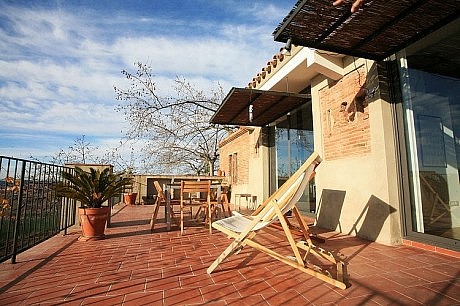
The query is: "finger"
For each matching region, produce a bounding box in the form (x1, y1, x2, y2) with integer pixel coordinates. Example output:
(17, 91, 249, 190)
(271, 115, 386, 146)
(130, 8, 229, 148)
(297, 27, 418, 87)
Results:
(332, 0, 346, 6)
(351, 0, 365, 12)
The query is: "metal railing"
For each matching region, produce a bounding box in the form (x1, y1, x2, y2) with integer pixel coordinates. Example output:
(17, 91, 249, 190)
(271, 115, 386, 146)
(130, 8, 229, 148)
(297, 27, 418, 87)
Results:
(0, 156, 76, 263)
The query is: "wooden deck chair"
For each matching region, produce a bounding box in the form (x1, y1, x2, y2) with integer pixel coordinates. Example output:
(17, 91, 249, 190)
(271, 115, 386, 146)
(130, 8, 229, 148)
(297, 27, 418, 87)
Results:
(180, 180, 212, 234)
(207, 152, 348, 290)
(150, 181, 180, 232)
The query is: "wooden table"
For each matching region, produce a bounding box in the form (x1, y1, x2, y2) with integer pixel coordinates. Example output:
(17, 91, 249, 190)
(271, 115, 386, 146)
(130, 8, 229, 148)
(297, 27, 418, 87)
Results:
(163, 182, 225, 231)
(235, 193, 253, 211)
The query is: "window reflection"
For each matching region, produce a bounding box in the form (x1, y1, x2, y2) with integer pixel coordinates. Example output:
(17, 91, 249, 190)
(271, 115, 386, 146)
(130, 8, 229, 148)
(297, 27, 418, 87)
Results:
(270, 104, 316, 215)
(401, 19, 460, 242)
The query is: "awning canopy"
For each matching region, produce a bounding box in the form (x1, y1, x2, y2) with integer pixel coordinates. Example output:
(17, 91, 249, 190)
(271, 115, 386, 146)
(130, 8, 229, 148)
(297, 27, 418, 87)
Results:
(273, 0, 460, 61)
(210, 88, 310, 126)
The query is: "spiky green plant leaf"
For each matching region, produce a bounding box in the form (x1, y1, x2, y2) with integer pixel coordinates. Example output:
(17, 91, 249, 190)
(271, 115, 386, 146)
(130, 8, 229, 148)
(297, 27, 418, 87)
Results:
(55, 167, 133, 208)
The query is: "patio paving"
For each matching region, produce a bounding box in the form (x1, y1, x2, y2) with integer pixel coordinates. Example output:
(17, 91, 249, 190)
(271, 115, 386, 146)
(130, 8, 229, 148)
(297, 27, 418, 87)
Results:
(0, 204, 459, 305)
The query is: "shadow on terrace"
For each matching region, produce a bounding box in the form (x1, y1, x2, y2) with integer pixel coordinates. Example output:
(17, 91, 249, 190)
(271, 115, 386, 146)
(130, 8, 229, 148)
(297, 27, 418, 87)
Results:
(0, 204, 459, 305)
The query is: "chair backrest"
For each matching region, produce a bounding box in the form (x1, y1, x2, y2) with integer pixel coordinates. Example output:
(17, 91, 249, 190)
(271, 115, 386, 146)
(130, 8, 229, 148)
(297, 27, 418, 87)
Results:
(154, 181, 166, 203)
(259, 152, 321, 223)
(180, 180, 211, 202)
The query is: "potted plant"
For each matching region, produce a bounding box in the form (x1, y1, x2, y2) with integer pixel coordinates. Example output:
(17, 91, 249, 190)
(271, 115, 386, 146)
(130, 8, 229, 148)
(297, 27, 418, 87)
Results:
(124, 192, 138, 205)
(55, 167, 133, 240)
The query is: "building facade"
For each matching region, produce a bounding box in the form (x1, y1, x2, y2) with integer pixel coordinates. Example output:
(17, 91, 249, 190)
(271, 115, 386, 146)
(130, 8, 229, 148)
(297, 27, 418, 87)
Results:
(215, 11, 459, 252)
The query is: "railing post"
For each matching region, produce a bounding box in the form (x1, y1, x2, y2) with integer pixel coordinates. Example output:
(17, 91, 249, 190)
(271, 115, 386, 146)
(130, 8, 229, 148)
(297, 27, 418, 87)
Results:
(63, 197, 69, 236)
(11, 161, 26, 264)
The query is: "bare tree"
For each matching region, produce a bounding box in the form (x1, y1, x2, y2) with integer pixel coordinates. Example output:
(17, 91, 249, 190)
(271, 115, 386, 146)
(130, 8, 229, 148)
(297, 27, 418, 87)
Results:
(51, 135, 98, 165)
(114, 62, 234, 175)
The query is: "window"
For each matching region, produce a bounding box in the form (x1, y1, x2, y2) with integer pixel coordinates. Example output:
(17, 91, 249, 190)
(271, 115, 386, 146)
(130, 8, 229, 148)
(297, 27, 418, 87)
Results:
(398, 18, 460, 245)
(269, 104, 315, 215)
(229, 153, 238, 185)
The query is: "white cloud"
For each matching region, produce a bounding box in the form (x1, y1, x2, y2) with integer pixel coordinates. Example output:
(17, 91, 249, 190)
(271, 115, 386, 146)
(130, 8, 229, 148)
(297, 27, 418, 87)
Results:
(0, 1, 293, 166)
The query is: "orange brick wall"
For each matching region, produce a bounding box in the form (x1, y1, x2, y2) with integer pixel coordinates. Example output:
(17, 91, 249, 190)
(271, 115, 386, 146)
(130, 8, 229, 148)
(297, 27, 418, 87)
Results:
(219, 128, 251, 185)
(319, 67, 371, 160)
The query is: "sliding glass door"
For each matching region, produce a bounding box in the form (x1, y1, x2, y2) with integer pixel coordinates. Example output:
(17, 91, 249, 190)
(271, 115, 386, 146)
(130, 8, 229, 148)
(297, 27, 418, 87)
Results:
(398, 19, 460, 246)
(269, 104, 315, 215)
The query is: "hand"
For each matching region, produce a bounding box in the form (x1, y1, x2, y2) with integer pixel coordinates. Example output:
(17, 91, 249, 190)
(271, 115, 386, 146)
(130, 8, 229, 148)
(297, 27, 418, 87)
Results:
(333, 0, 366, 13)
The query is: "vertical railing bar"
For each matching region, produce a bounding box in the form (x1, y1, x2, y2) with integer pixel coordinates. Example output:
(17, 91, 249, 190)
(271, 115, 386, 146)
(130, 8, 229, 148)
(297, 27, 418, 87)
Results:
(6, 159, 17, 259)
(38, 164, 45, 242)
(33, 164, 42, 245)
(63, 197, 69, 235)
(48, 165, 56, 237)
(44, 164, 51, 238)
(0, 157, 5, 259)
(3, 159, 12, 259)
(48, 166, 56, 235)
(0, 157, 5, 257)
(62, 167, 69, 235)
(30, 163, 38, 246)
(21, 161, 31, 250)
(53, 165, 61, 234)
(11, 161, 26, 264)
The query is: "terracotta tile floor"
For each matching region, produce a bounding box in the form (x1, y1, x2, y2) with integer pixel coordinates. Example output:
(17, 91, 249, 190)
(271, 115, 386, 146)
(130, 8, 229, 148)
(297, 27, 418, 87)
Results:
(0, 204, 459, 305)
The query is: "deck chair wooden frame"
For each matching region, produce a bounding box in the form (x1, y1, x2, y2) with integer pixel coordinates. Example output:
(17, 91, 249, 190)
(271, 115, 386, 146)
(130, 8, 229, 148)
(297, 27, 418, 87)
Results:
(419, 173, 452, 225)
(207, 152, 348, 290)
(210, 186, 232, 219)
(180, 180, 212, 234)
(150, 181, 180, 232)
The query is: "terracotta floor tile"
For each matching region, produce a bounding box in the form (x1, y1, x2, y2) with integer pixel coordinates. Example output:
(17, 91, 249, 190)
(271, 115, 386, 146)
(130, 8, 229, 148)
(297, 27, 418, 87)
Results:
(80, 294, 124, 305)
(107, 279, 146, 295)
(265, 275, 301, 292)
(226, 294, 268, 305)
(97, 270, 132, 283)
(367, 258, 407, 273)
(347, 262, 382, 277)
(0, 205, 458, 305)
(201, 283, 241, 302)
(209, 269, 246, 284)
(382, 270, 429, 287)
(130, 268, 162, 280)
(66, 283, 111, 300)
(430, 262, 460, 278)
(162, 265, 194, 278)
(336, 295, 382, 305)
(233, 279, 277, 297)
(396, 285, 459, 305)
(425, 280, 460, 302)
(370, 289, 423, 305)
(123, 291, 164, 306)
(0, 289, 33, 305)
(118, 259, 150, 270)
(410, 252, 454, 265)
(356, 274, 403, 293)
(299, 284, 345, 304)
(180, 273, 215, 288)
(25, 286, 75, 304)
(237, 266, 275, 281)
(264, 288, 310, 305)
(164, 287, 203, 305)
(146, 276, 181, 291)
(404, 266, 454, 283)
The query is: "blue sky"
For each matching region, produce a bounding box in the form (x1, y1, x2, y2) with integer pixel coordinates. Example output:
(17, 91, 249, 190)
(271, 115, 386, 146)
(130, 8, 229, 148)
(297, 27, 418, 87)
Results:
(0, 0, 294, 164)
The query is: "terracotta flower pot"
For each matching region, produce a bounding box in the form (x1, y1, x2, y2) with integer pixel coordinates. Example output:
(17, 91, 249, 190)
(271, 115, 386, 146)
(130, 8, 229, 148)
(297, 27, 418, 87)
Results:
(124, 193, 137, 205)
(78, 206, 110, 240)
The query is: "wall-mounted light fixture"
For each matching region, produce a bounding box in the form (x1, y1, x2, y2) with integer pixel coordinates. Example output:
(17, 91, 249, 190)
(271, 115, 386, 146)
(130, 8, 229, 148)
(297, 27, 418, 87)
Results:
(249, 104, 254, 123)
(280, 38, 292, 56)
